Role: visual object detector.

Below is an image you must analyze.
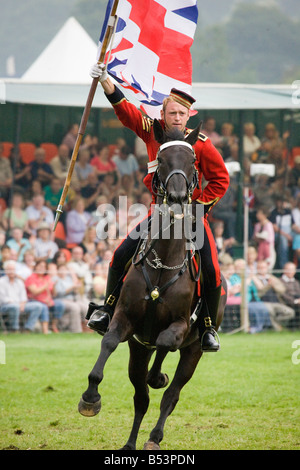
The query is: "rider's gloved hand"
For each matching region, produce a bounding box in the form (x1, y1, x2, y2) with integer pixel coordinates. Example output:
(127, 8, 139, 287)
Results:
(90, 62, 108, 82)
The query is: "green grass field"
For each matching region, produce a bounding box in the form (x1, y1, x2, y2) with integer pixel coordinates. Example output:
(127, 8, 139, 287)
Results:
(0, 331, 299, 451)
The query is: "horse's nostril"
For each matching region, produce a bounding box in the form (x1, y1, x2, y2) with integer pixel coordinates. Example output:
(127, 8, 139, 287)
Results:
(168, 192, 188, 205)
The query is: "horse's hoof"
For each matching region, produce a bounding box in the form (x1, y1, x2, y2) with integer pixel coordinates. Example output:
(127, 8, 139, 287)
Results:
(119, 444, 136, 450)
(143, 440, 160, 451)
(147, 373, 169, 389)
(162, 373, 169, 388)
(78, 397, 101, 417)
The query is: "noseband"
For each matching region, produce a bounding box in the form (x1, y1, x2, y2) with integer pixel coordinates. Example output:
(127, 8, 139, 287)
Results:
(151, 141, 198, 204)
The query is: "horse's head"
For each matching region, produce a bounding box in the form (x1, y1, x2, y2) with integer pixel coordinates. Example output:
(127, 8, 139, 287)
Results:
(152, 119, 201, 212)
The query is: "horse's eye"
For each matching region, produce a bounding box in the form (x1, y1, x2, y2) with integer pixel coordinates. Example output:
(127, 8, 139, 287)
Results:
(157, 156, 162, 164)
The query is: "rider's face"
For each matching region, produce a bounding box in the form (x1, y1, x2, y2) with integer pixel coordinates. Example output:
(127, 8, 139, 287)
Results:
(161, 101, 189, 133)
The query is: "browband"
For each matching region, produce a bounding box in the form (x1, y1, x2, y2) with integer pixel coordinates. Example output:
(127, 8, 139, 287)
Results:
(158, 140, 194, 153)
(147, 141, 194, 174)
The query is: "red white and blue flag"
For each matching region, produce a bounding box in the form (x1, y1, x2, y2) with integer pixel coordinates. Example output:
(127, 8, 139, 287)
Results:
(98, 0, 198, 118)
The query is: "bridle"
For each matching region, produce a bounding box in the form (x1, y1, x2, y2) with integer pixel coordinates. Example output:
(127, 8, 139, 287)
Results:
(132, 139, 201, 303)
(151, 140, 199, 205)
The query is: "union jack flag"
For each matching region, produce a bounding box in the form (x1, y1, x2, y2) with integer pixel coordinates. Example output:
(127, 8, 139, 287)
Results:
(98, 0, 198, 118)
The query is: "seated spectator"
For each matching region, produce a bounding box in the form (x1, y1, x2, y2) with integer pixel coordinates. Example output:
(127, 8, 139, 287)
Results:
(68, 245, 93, 296)
(33, 222, 59, 261)
(281, 262, 300, 329)
(109, 137, 126, 160)
(52, 249, 71, 268)
(53, 263, 86, 333)
(291, 195, 300, 266)
(90, 195, 116, 234)
(75, 147, 96, 187)
(29, 147, 53, 187)
(134, 136, 148, 174)
(253, 207, 276, 268)
(6, 227, 32, 262)
(44, 177, 65, 213)
(112, 145, 139, 178)
(61, 123, 79, 154)
(0, 230, 6, 253)
(8, 145, 32, 190)
(0, 260, 44, 333)
(252, 174, 275, 213)
(25, 259, 65, 333)
(0, 245, 13, 274)
(79, 226, 98, 267)
(243, 122, 261, 161)
(267, 144, 286, 180)
(202, 116, 222, 148)
(66, 197, 92, 245)
(98, 172, 120, 204)
(210, 176, 237, 239)
(269, 197, 295, 269)
(2, 192, 30, 235)
(222, 261, 241, 305)
(91, 262, 107, 303)
(80, 171, 102, 212)
(252, 260, 295, 330)
(261, 123, 287, 149)
(139, 191, 153, 211)
(212, 221, 235, 258)
(230, 258, 272, 333)
(25, 180, 44, 204)
(94, 240, 109, 264)
(118, 174, 140, 200)
(15, 249, 36, 280)
(26, 194, 54, 235)
(219, 122, 238, 160)
(50, 144, 79, 188)
(246, 246, 258, 275)
(0, 142, 13, 202)
(90, 143, 119, 180)
(288, 155, 300, 197)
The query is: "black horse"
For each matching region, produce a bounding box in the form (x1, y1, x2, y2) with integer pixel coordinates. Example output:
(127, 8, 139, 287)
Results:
(78, 120, 227, 450)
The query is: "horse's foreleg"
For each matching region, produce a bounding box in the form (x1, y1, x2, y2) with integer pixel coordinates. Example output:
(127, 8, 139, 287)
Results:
(144, 341, 202, 450)
(121, 339, 154, 451)
(78, 319, 130, 417)
(147, 320, 187, 390)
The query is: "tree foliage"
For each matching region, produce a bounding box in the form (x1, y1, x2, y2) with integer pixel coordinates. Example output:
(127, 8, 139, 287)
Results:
(192, 3, 300, 83)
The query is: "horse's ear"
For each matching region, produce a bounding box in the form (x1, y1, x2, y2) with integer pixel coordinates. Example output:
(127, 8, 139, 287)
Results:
(185, 121, 203, 146)
(153, 119, 167, 144)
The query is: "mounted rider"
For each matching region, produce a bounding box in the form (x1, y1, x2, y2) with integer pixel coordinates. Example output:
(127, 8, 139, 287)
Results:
(87, 62, 230, 351)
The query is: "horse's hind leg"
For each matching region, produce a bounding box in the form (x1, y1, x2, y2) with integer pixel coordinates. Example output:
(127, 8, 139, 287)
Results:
(144, 341, 202, 450)
(122, 339, 154, 450)
(78, 320, 129, 417)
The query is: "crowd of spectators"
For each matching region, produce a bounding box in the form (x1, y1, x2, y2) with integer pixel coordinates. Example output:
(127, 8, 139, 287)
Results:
(0, 116, 300, 333)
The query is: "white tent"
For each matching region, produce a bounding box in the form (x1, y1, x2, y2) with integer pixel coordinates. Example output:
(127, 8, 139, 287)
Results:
(22, 17, 98, 84)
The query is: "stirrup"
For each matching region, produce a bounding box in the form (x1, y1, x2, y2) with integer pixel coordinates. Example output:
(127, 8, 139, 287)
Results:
(200, 328, 220, 352)
(87, 310, 111, 336)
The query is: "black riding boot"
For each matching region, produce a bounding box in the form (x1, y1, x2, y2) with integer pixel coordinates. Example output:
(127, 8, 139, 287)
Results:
(86, 266, 122, 335)
(200, 285, 221, 352)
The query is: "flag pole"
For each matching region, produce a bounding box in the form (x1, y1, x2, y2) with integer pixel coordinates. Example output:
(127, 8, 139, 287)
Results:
(53, 0, 119, 231)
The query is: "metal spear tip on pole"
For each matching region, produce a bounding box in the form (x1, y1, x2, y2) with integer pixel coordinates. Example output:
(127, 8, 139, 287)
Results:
(53, 205, 63, 231)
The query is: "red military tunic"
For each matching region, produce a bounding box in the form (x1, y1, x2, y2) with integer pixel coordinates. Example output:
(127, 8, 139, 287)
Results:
(105, 87, 230, 288)
(106, 88, 229, 209)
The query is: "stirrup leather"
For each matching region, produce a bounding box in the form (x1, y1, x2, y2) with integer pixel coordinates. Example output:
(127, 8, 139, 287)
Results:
(106, 294, 116, 307)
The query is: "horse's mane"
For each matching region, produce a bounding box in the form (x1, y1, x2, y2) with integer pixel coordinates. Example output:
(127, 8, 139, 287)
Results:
(164, 127, 185, 142)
